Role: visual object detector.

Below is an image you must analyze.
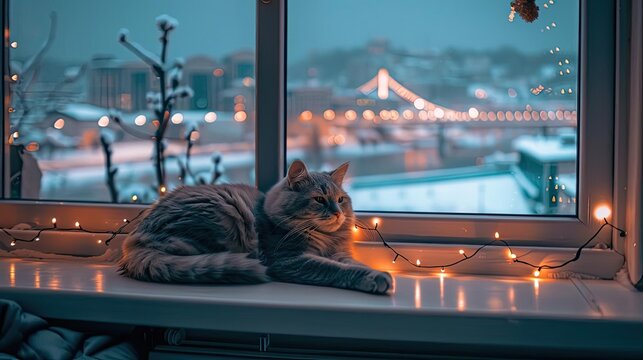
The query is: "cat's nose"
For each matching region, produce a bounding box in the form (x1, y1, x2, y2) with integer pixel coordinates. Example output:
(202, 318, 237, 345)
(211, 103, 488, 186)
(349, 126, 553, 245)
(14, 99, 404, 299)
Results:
(333, 212, 341, 219)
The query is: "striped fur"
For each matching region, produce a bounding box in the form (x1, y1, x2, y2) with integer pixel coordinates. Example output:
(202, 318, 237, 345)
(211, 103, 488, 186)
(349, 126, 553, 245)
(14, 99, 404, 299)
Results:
(119, 161, 392, 294)
(119, 184, 269, 283)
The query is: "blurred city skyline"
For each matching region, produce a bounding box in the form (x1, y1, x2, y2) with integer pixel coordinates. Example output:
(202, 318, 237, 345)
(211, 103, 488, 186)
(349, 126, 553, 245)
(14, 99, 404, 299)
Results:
(11, 0, 579, 64)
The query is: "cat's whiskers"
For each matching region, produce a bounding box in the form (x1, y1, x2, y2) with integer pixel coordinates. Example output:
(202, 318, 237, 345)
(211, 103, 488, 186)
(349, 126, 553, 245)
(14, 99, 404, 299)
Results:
(273, 219, 316, 253)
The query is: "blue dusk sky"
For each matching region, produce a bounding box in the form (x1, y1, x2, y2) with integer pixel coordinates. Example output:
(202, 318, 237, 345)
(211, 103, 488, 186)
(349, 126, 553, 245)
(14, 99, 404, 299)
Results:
(10, 0, 579, 63)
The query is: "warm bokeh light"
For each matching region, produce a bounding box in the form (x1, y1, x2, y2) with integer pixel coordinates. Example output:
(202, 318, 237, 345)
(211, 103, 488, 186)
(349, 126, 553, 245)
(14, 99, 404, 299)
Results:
(458, 249, 465, 255)
(10, 41, 18, 48)
(299, 110, 312, 121)
(474, 88, 487, 99)
(468, 107, 479, 119)
(171, 113, 184, 124)
(413, 98, 425, 110)
(234, 111, 247, 122)
(204, 112, 217, 123)
(533, 270, 541, 277)
(51, 217, 57, 224)
(494, 231, 500, 239)
(242, 76, 254, 87)
(97, 115, 110, 127)
(54, 118, 65, 129)
(345, 109, 357, 121)
(75, 221, 80, 228)
(362, 109, 375, 121)
(434, 108, 445, 119)
(189, 131, 200, 141)
(594, 205, 611, 220)
(212, 68, 224, 77)
(372, 217, 380, 227)
(134, 115, 147, 126)
(323, 109, 335, 120)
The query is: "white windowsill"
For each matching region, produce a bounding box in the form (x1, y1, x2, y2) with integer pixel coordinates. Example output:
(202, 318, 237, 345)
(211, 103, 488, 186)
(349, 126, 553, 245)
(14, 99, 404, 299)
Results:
(1, 258, 642, 357)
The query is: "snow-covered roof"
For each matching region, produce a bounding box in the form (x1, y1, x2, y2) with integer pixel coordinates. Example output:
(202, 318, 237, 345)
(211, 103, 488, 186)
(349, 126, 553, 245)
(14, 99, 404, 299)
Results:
(513, 136, 576, 163)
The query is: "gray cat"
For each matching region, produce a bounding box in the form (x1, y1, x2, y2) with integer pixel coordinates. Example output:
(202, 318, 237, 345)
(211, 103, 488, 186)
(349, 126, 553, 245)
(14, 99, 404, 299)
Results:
(118, 160, 393, 294)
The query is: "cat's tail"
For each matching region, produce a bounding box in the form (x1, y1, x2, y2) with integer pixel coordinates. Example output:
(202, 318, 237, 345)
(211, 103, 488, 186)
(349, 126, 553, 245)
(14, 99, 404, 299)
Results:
(118, 248, 270, 284)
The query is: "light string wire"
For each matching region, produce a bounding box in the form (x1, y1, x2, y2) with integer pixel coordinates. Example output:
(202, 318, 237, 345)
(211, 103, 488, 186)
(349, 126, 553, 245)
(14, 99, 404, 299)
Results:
(0, 212, 627, 276)
(355, 218, 626, 276)
(1, 209, 147, 247)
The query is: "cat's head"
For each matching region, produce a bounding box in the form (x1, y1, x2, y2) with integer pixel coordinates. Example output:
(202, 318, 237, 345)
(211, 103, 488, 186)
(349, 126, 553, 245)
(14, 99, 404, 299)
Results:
(264, 160, 354, 233)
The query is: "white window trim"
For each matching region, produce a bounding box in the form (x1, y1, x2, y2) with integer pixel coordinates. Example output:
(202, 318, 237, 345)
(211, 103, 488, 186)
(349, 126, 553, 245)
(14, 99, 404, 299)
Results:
(0, 0, 627, 267)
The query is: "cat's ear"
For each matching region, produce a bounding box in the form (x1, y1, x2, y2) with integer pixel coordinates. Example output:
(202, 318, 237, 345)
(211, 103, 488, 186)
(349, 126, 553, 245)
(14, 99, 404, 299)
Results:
(329, 162, 349, 185)
(287, 159, 309, 186)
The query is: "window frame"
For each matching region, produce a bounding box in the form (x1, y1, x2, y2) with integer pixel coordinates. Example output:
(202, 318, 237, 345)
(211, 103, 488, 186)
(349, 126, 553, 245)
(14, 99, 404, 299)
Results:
(0, 0, 619, 250)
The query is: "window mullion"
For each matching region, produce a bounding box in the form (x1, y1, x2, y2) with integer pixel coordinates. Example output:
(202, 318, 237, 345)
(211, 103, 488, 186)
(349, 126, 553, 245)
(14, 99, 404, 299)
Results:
(256, 0, 285, 192)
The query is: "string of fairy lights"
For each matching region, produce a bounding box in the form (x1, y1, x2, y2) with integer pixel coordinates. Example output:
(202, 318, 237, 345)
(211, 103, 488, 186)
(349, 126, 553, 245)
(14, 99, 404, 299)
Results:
(354, 205, 626, 278)
(1, 209, 147, 248)
(0, 205, 626, 279)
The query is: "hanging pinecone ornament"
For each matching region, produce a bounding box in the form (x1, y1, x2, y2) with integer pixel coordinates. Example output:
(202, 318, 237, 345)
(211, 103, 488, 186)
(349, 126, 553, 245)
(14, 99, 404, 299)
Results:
(510, 0, 539, 23)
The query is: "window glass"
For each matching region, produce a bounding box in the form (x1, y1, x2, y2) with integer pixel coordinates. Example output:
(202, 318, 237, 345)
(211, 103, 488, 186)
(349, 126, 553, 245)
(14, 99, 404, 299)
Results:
(6, 0, 256, 203)
(286, 0, 579, 215)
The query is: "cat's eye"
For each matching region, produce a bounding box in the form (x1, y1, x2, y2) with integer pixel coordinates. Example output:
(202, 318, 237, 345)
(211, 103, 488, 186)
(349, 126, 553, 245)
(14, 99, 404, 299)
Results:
(314, 196, 325, 203)
(338, 196, 344, 203)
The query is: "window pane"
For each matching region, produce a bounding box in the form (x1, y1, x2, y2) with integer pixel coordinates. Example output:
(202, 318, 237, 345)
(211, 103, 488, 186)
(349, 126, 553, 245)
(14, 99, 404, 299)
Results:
(286, 0, 579, 215)
(6, 0, 255, 203)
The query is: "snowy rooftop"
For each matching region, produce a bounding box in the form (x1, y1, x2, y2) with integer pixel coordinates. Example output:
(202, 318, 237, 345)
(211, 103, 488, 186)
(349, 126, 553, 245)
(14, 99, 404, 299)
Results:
(513, 135, 576, 163)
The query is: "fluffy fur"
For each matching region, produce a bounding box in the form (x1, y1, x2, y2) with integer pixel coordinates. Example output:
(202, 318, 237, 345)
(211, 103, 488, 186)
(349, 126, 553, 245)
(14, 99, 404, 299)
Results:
(119, 160, 393, 294)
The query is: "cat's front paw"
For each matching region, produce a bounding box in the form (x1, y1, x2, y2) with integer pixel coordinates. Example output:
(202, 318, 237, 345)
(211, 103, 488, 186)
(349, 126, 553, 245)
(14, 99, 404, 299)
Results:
(356, 271, 393, 295)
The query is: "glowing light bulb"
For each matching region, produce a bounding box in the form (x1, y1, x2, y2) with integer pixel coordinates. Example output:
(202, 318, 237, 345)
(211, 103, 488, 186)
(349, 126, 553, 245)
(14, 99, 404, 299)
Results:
(134, 115, 147, 126)
(510, 253, 517, 259)
(10, 41, 18, 48)
(594, 205, 611, 220)
(458, 249, 465, 255)
(494, 232, 500, 239)
(51, 217, 57, 225)
(11, 74, 18, 81)
(97, 239, 103, 244)
(440, 267, 445, 273)
(98, 116, 110, 127)
(75, 221, 80, 228)
(533, 269, 541, 277)
(171, 113, 184, 124)
(416, 259, 421, 266)
(160, 186, 167, 194)
(35, 237, 40, 241)
(299, 110, 312, 121)
(10, 241, 16, 247)
(372, 218, 380, 227)
(131, 194, 138, 202)
(123, 219, 128, 223)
